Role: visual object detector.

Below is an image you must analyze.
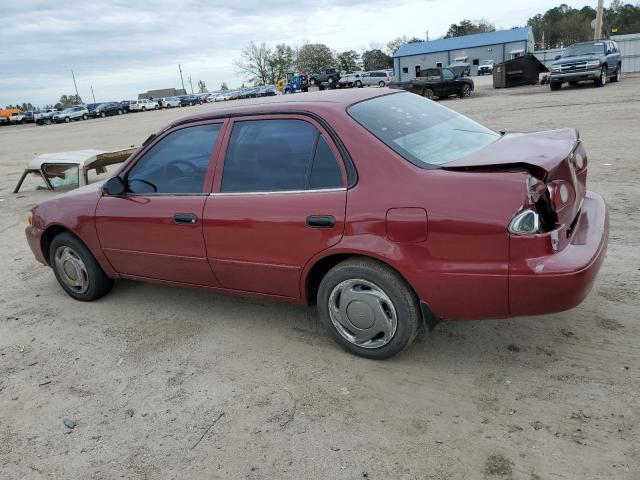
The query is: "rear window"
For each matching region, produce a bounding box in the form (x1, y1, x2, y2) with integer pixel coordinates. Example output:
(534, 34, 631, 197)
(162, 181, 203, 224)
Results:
(348, 92, 500, 168)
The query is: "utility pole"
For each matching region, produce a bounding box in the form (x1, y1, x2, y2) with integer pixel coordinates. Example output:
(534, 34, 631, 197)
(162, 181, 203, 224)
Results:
(188, 76, 194, 94)
(594, 0, 604, 40)
(178, 64, 185, 92)
(425, 30, 429, 42)
(71, 69, 79, 101)
(91, 85, 96, 103)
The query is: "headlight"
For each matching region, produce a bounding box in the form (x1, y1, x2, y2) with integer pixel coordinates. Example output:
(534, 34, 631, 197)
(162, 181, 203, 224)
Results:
(509, 209, 541, 235)
(27, 212, 33, 226)
(586, 60, 601, 68)
(551, 65, 561, 72)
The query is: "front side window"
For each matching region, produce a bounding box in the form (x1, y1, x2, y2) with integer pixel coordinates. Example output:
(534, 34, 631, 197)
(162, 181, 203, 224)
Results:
(221, 119, 343, 193)
(442, 69, 455, 80)
(348, 92, 500, 168)
(127, 123, 221, 194)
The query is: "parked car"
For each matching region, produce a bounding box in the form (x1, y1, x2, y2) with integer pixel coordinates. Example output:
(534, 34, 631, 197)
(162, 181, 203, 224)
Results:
(215, 92, 232, 102)
(549, 40, 622, 90)
(92, 102, 124, 117)
(478, 59, 494, 75)
(120, 100, 133, 113)
(162, 96, 181, 108)
(86, 103, 101, 116)
(356, 71, 393, 88)
(389, 67, 474, 99)
(52, 105, 89, 123)
(34, 109, 59, 125)
(309, 68, 340, 87)
(25, 89, 608, 359)
(9, 111, 27, 124)
(179, 95, 202, 106)
(339, 72, 363, 88)
(129, 99, 159, 111)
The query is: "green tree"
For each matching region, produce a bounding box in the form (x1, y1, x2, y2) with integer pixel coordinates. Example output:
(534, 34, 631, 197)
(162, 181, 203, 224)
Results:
(386, 36, 424, 55)
(295, 43, 335, 74)
(220, 82, 229, 91)
(55, 94, 83, 109)
(361, 49, 392, 71)
(197, 80, 207, 93)
(528, 5, 596, 49)
(267, 44, 294, 84)
(444, 19, 495, 38)
(336, 50, 361, 73)
(605, 0, 640, 35)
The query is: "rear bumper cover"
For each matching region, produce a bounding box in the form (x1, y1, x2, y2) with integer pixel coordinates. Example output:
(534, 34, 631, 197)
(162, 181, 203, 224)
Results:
(509, 191, 608, 316)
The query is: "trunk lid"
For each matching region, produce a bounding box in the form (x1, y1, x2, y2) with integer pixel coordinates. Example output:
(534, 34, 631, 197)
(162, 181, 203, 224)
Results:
(443, 128, 587, 229)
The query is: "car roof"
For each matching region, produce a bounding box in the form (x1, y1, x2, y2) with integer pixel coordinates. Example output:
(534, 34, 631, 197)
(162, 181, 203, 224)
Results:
(171, 88, 395, 127)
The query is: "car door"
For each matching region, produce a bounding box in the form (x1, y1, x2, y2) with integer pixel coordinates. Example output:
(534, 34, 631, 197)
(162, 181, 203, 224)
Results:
(203, 115, 348, 298)
(440, 68, 457, 96)
(95, 121, 224, 285)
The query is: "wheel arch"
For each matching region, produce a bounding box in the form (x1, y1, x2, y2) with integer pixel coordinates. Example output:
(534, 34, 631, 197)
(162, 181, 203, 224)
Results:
(40, 224, 76, 265)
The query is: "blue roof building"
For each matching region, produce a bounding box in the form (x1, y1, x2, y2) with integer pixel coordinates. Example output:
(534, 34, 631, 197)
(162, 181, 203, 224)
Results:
(393, 27, 534, 80)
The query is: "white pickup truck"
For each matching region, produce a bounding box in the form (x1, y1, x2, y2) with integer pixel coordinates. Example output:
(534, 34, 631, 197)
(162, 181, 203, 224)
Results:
(34, 109, 60, 125)
(9, 111, 27, 124)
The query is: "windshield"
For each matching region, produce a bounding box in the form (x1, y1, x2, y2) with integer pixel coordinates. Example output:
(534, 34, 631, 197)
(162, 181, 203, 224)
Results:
(563, 42, 605, 57)
(348, 92, 500, 167)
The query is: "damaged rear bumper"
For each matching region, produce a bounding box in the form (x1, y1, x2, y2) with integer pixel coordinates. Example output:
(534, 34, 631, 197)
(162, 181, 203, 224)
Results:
(509, 191, 608, 316)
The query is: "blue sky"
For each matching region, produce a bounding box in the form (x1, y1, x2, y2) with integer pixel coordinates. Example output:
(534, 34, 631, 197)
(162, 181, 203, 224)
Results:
(0, 0, 600, 106)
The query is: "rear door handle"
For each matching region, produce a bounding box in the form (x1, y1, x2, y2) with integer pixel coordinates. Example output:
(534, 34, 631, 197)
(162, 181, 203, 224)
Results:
(174, 213, 197, 224)
(306, 215, 336, 228)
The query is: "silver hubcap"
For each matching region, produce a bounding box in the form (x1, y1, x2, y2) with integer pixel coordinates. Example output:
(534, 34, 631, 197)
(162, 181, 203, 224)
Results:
(602, 69, 607, 85)
(54, 246, 89, 294)
(328, 279, 397, 349)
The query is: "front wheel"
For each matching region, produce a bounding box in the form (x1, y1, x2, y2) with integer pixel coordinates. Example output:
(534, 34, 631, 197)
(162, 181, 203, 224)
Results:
(317, 258, 422, 359)
(309, 78, 317, 86)
(611, 66, 621, 83)
(100, 112, 106, 118)
(460, 84, 471, 98)
(354, 80, 362, 88)
(594, 67, 607, 87)
(141, 106, 146, 111)
(550, 81, 562, 91)
(64, 117, 71, 123)
(82, 114, 88, 120)
(378, 81, 386, 87)
(50, 232, 114, 301)
(154, 105, 159, 110)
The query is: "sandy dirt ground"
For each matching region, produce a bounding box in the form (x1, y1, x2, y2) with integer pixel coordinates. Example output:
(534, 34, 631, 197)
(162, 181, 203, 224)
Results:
(1, 77, 639, 480)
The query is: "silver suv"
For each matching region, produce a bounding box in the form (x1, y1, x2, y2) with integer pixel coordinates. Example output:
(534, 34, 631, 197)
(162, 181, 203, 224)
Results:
(53, 106, 89, 123)
(355, 70, 392, 87)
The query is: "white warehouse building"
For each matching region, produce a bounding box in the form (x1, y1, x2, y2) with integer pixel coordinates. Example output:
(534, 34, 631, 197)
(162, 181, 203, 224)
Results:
(393, 27, 535, 80)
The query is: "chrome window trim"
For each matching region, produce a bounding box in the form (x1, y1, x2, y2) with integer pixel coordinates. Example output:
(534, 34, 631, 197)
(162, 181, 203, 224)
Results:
(210, 187, 346, 196)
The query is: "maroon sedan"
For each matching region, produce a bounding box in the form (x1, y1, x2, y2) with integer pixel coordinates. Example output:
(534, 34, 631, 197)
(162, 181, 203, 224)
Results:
(25, 89, 608, 359)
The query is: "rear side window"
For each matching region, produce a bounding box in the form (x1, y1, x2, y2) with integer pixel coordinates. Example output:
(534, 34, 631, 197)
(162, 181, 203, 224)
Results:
(127, 124, 221, 194)
(221, 119, 343, 193)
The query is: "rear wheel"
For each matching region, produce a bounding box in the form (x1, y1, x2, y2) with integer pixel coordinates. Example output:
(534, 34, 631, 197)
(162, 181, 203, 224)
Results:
(82, 114, 88, 120)
(45, 118, 52, 125)
(100, 112, 106, 118)
(378, 81, 386, 87)
(550, 81, 562, 91)
(117, 109, 123, 115)
(141, 106, 146, 111)
(354, 80, 362, 88)
(309, 78, 317, 86)
(50, 232, 113, 301)
(422, 88, 435, 100)
(64, 117, 70, 123)
(594, 66, 607, 87)
(318, 258, 421, 359)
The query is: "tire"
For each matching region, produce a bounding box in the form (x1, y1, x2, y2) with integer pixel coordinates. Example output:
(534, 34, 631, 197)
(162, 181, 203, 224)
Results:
(117, 109, 123, 115)
(354, 80, 362, 88)
(284, 88, 291, 94)
(594, 66, 607, 87)
(611, 66, 621, 83)
(460, 84, 471, 98)
(378, 81, 386, 87)
(422, 88, 435, 100)
(45, 118, 52, 125)
(100, 112, 106, 118)
(49, 232, 114, 301)
(82, 114, 88, 120)
(550, 81, 562, 91)
(309, 78, 317, 86)
(154, 105, 159, 110)
(317, 257, 421, 359)
(141, 106, 146, 111)
(64, 117, 70, 123)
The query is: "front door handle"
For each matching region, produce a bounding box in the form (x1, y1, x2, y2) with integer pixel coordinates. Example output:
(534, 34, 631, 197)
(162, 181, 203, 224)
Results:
(306, 215, 336, 228)
(174, 213, 197, 224)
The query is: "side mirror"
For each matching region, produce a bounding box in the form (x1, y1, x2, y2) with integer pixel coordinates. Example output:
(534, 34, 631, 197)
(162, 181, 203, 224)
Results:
(104, 176, 126, 195)
(554, 55, 562, 61)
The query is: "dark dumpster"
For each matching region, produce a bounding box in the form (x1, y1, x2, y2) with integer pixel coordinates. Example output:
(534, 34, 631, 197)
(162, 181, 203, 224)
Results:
(493, 54, 549, 88)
